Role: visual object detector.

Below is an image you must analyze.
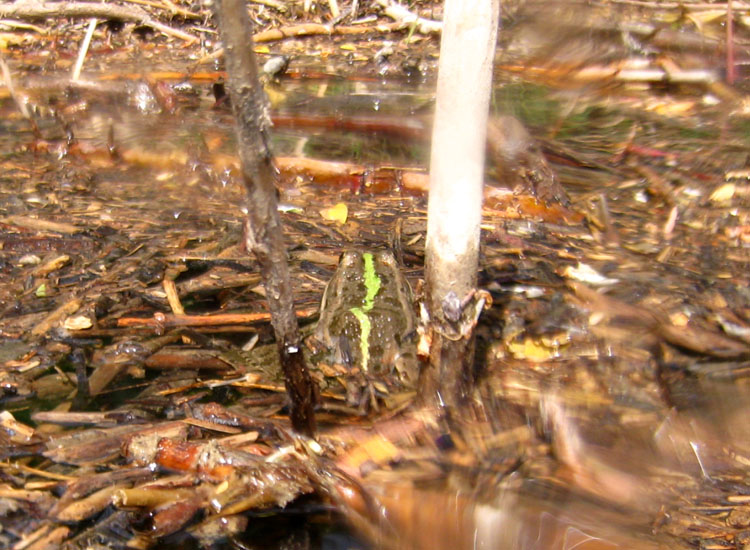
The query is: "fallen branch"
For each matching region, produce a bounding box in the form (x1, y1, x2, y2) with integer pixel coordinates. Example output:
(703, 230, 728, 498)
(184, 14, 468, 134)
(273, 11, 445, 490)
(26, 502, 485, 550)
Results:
(200, 21, 407, 63)
(0, 2, 197, 43)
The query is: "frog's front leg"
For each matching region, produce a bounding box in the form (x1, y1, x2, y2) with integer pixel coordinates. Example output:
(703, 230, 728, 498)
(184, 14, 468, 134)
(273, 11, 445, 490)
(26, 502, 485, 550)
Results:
(345, 370, 385, 413)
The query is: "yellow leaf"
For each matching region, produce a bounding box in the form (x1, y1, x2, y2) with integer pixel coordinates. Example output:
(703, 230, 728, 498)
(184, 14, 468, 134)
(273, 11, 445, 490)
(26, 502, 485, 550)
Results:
(507, 338, 559, 362)
(669, 312, 689, 327)
(687, 10, 726, 27)
(339, 43, 356, 51)
(64, 315, 93, 330)
(0, 33, 28, 49)
(263, 85, 286, 108)
(710, 183, 735, 202)
(320, 203, 348, 225)
(647, 99, 695, 117)
(254, 46, 270, 54)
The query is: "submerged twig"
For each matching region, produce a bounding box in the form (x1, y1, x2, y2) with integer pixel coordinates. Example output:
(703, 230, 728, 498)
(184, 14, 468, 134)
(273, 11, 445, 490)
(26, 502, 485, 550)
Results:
(116, 308, 317, 329)
(0, 51, 31, 121)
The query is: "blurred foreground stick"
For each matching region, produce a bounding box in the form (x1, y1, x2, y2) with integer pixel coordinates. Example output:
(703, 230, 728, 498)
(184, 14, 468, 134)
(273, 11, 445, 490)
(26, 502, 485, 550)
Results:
(328, 472, 663, 550)
(212, 0, 316, 435)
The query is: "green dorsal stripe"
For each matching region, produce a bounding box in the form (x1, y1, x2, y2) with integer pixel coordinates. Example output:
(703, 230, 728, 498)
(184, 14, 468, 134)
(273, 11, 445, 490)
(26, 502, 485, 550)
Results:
(361, 252, 381, 312)
(350, 308, 371, 372)
(349, 252, 381, 372)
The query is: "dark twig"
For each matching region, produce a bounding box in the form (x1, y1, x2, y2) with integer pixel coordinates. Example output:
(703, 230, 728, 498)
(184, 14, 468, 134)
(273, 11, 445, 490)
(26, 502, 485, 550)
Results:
(213, 0, 317, 436)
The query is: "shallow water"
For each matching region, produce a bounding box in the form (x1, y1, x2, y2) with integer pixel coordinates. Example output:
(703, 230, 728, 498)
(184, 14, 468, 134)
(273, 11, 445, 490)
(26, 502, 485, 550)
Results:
(1, 30, 749, 549)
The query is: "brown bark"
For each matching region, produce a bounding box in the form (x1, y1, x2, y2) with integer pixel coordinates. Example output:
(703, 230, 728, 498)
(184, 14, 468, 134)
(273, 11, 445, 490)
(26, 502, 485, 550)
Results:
(213, 0, 316, 436)
(423, 253, 479, 410)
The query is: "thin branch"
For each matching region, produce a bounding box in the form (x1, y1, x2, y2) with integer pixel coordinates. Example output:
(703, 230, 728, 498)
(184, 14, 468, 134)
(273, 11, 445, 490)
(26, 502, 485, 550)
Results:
(71, 18, 97, 82)
(116, 308, 318, 329)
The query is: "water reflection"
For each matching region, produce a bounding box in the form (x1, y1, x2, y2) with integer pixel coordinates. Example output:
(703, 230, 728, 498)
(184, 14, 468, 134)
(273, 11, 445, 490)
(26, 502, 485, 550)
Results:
(341, 376, 750, 550)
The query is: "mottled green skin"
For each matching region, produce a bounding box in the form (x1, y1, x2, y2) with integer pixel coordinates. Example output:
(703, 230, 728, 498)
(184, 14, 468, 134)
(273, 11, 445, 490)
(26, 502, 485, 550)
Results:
(313, 250, 418, 387)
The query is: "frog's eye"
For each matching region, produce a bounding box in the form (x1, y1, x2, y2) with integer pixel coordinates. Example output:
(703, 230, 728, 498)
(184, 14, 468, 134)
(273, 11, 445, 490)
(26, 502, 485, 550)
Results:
(376, 250, 397, 267)
(339, 251, 361, 267)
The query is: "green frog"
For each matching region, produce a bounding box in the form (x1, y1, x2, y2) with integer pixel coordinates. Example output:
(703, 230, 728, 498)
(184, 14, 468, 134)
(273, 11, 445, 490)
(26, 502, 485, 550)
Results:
(309, 250, 419, 410)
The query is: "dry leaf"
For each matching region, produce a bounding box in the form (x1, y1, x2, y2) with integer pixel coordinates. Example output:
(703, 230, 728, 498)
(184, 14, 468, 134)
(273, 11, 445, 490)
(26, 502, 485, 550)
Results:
(562, 263, 619, 286)
(64, 315, 93, 331)
(711, 182, 736, 202)
(320, 202, 348, 225)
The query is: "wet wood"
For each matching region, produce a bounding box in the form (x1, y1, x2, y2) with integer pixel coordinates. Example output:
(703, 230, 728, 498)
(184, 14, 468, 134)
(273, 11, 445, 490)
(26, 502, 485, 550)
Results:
(116, 308, 317, 329)
(214, 0, 317, 436)
(143, 347, 236, 371)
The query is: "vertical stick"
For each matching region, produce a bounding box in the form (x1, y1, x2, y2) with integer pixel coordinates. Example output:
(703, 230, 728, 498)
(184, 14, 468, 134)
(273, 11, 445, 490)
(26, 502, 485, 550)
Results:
(424, 0, 499, 409)
(72, 18, 97, 82)
(213, 0, 316, 436)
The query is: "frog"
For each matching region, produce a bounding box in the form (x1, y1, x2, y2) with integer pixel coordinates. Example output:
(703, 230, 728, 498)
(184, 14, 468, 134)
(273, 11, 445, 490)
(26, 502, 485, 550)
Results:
(309, 250, 419, 410)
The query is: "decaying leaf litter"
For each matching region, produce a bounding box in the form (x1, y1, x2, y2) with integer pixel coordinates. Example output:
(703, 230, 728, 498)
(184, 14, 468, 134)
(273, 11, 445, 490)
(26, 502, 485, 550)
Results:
(1, 0, 750, 548)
